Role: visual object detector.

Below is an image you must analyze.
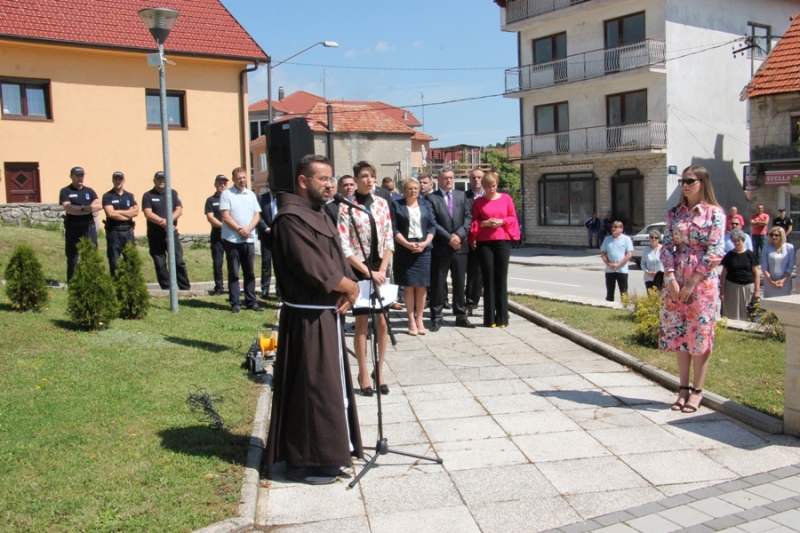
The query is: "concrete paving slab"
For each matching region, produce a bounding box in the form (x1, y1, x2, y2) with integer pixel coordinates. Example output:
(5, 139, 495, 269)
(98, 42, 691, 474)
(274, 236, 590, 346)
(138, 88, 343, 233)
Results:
(620, 450, 736, 486)
(705, 446, 800, 477)
(358, 421, 428, 446)
(419, 415, 506, 443)
(603, 385, 679, 406)
(657, 505, 714, 527)
(433, 437, 528, 471)
(687, 496, 747, 518)
(563, 406, 654, 430)
(392, 368, 460, 386)
(582, 371, 660, 388)
(508, 361, 576, 379)
(471, 497, 583, 533)
(489, 350, 552, 365)
(537, 348, 604, 362)
(524, 374, 600, 392)
(630, 403, 726, 425)
(717, 490, 774, 510)
(593, 524, 640, 533)
(539, 388, 624, 410)
(588, 425, 693, 455)
(401, 381, 472, 402)
(775, 476, 800, 492)
(514, 430, 611, 462)
(461, 377, 533, 397)
(426, 342, 488, 358)
(537, 456, 651, 494)
(626, 513, 681, 533)
(357, 398, 418, 425)
(263, 479, 365, 526)
(387, 356, 449, 372)
(452, 365, 519, 381)
(494, 409, 583, 436)
(449, 463, 560, 506)
(476, 391, 556, 414)
(439, 354, 501, 368)
(562, 359, 635, 374)
(661, 420, 765, 451)
(351, 443, 444, 480)
(768, 509, 800, 528)
(745, 483, 800, 502)
(658, 481, 721, 497)
(368, 506, 481, 533)
(409, 396, 487, 421)
(359, 470, 462, 515)
(266, 516, 371, 532)
(567, 488, 665, 520)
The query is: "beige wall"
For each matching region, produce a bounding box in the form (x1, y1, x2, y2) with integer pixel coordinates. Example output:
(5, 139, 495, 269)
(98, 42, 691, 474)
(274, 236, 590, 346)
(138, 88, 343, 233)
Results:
(317, 133, 412, 179)
(0, 40, 251, 234)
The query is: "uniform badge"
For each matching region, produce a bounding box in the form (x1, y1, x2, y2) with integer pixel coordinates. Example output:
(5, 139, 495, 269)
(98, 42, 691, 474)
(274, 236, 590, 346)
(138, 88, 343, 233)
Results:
(85, 193, 90, 200)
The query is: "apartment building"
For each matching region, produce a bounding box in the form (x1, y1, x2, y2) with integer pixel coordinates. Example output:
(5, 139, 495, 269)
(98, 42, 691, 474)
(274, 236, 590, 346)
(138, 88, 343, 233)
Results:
(496, 0, 798, 246)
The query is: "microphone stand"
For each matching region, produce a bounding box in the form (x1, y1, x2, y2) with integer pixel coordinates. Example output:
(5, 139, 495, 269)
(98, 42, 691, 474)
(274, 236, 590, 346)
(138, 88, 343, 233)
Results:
(342, 202, 442, 490)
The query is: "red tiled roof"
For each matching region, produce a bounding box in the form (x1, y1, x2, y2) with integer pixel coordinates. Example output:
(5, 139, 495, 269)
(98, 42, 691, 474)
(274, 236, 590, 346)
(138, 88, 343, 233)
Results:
(412, 131, 436, 141)
(747, 13, 800, 98)
(250, 99, 290, 114)
(349, 101, 422, 127)
(275, 90, 326, 113)
(277, 102, 422, 136)
(0, 0, 267, 61)
(250, 135, 266, 147)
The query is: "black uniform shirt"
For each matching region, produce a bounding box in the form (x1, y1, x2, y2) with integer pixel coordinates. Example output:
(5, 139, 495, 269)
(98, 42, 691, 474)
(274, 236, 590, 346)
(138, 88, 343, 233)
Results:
(59, 184, 98, 223)
(102, 189, 137, 228)
(204, 193, 223, 237)
(142, 188, 182, 234)
(773, 215, 793, 233)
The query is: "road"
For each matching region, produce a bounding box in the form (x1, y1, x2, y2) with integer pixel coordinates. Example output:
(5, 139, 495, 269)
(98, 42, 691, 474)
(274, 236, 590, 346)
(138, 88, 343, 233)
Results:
(506, 262, 652, 301)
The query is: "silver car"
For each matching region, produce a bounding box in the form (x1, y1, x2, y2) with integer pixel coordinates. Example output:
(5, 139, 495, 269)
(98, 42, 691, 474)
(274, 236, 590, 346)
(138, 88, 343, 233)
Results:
(631, 222, 666, 268)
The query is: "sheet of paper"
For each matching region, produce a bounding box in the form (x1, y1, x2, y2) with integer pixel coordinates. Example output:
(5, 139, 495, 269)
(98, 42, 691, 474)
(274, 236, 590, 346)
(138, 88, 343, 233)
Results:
(354, 280, 398, 309)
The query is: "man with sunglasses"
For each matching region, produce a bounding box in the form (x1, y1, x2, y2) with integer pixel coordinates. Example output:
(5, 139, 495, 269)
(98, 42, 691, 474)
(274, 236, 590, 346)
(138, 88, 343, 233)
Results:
(723, 219, 752, 253)
(750, 204, 770, 259)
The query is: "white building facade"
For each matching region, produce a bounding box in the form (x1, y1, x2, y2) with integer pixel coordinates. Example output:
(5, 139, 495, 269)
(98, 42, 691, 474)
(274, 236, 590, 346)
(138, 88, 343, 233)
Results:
(499, 0, 798, 246)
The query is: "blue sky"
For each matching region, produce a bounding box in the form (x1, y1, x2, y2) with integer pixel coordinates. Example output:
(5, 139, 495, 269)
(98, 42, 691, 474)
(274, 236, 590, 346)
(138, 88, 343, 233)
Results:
(220, 0, 519, 147)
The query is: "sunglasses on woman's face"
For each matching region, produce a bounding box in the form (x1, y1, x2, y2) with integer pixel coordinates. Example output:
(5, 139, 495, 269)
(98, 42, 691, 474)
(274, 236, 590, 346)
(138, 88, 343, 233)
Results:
(770, 233, 781, 237)
(679, 178, 699, 186)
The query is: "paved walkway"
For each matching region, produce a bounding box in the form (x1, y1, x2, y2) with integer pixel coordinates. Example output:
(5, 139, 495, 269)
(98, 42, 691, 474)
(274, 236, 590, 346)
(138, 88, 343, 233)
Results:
(253, 307, 800, 533)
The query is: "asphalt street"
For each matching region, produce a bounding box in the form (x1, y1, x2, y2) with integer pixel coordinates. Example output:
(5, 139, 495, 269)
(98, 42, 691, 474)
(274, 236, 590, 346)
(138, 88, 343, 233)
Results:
(507, 263, 652, 301)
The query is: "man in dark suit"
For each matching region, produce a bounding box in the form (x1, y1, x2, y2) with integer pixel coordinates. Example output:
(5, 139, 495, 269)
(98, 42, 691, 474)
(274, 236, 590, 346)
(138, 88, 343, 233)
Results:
(428, 167, 474, 330)
(465, 168, 484, 313)
(325, 175, 354, 225)
(257, 186, 279, 300)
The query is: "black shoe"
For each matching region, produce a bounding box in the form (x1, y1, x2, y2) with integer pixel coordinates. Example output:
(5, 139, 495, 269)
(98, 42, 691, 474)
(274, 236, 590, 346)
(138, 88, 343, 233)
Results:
(212, 288, 224, 296)
(455, 317, 475, 329)
(248, 305, 263, 312)
(430, 322, 441, 332)
(466, 308, 472, 317)
(261, 291, 269, 299)
(232, 305, 241, 314)
(443, 302, 451, 310)
(286, 465, 336, 485)
(380, 384, 390, 395)
(360, 386, 374, 397)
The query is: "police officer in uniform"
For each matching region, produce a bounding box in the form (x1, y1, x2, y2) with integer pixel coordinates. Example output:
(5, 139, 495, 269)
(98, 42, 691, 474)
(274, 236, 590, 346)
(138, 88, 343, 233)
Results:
(59, 166, 101, 281)
(102, 171, 139, 276)
(141, 171, 191, 290)
(205, 174, 228, 295)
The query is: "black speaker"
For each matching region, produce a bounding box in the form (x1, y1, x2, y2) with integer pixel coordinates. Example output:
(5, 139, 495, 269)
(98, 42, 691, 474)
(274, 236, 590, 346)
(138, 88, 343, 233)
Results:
(267, 117, 315, 192)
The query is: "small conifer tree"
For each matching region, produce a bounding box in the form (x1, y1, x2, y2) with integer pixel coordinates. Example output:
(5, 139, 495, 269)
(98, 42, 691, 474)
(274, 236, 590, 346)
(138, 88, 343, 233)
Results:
(67, 237, 118, 329)
(4, 244, 50, 311)
(115, 242, 150, 319)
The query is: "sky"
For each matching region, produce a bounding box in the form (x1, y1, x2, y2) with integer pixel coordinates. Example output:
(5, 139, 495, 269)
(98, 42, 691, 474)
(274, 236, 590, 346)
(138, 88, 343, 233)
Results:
(220, 0, 519, 147)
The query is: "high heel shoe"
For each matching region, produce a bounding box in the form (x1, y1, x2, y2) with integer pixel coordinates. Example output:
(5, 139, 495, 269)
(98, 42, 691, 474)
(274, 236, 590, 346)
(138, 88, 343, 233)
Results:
(671, 386, 691, 411)
(408, 324, 418, 336)
(682, 388, 703, 413)
(359, 377, 374, 397)
(416, 322, 426, 335)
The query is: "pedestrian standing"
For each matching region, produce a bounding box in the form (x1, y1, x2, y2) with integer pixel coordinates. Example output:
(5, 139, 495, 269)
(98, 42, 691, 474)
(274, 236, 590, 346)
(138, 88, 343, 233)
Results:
(465, 167, 485, 312)
(600, 221, 634, 302)
(59, 166, 101, 281)
(772, 207, 793, 237)
(204, 175, 228, 295)
(641, 230, 664, 292)
(750, 204, 770, 259)
(584, 212, 602, 248)
(102, 171, 139, 277)
(257, 185, 278, 300)
(220, 167, 262, 313)
(141, 171, 191, 290)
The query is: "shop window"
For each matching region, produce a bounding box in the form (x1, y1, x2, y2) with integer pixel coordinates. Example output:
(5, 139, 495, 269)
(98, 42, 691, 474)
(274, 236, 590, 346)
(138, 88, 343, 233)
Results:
(1, 78, 51, 119)
(146, 89, 186, 128)
(539, 172, 596, 226)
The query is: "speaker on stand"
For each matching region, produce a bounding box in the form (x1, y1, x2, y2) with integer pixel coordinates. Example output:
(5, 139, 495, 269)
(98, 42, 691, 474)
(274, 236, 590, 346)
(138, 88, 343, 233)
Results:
(267, 117, 315, 192)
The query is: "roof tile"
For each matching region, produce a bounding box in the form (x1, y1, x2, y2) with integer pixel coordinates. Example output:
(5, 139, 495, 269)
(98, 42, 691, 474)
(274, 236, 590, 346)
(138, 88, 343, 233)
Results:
(747, 12, 800, 98)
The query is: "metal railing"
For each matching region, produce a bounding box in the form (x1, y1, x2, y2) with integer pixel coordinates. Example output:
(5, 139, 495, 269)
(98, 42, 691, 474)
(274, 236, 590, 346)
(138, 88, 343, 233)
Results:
(505, 0, 591, 24)
(508, 121, 667, 160)
(505, 40, 665, 93)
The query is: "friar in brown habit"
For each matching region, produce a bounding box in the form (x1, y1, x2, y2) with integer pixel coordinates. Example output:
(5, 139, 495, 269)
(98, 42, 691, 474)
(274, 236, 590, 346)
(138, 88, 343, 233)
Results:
(264, 154, 363, 485)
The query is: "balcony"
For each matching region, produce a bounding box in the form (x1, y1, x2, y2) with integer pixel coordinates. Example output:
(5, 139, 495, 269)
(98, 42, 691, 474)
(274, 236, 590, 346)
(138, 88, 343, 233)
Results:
(505, 40, 666, 94)
(505, 0, 591, 25)
(509, 121, 667, 160)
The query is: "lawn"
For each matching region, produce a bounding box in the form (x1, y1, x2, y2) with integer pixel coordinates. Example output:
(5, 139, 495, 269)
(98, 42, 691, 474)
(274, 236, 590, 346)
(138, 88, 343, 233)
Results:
(511, 295, 786, 419)
(0, 225, 275, 532)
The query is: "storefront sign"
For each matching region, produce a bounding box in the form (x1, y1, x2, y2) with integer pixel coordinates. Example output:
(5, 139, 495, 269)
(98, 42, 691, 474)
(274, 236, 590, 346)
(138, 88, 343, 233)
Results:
(765, 170, 800, 186)
(743, 165, 759, 190)
(540, 163, 593, 173)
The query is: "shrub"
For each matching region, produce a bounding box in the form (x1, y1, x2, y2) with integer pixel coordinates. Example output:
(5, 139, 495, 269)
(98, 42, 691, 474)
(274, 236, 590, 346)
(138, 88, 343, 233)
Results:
(4, 244, 50, 311)
(748, 300, 786, 342)
(67, 237, 118, 329)
(626, 288, 662, 347)
(190, 239, 208, 250)
(114, 242, 150, 319)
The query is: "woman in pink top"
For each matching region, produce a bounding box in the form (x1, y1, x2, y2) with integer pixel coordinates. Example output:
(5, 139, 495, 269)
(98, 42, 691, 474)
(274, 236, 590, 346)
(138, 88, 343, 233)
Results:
(468, 171, 521, 328)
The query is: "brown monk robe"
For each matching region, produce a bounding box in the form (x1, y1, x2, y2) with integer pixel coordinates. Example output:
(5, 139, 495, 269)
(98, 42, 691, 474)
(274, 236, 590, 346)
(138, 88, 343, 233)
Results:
(264, 191, 363, 474)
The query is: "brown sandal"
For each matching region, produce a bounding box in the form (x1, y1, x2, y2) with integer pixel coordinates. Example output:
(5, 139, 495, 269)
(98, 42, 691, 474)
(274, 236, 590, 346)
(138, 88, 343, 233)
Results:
(671, 386, 692, 411)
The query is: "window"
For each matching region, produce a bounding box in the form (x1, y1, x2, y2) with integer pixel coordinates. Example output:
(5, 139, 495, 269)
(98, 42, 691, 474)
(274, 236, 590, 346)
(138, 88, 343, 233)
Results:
(539, 172, 596, 226)
(605, 12, 645, 48)
(259, 153, 267, 172)
(535, 102, 569, 133)
(1, 78, 51, 119)
(146, 89, 186, 127)
(533, 32, 567, 64)
(748, 23, 771, 59)
(791, 113, 800, 145)
(607, 90, 647, 125)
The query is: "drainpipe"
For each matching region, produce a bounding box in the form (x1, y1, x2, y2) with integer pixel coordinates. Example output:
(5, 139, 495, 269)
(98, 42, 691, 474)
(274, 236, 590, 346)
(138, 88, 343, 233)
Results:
(516, 31, 526, 241)
(327, 103, 335, 170)
(239, 59, 266, 172)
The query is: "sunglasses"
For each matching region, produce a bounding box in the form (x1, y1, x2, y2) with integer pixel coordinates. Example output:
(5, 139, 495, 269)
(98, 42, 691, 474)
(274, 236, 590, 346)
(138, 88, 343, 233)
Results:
(770, 233, 781, 237)
(679, 178, 699, 186)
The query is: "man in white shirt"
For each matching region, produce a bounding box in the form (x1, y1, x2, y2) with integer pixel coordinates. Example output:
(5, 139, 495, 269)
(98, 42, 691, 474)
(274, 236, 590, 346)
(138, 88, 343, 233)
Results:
(220, 167, 262, 313)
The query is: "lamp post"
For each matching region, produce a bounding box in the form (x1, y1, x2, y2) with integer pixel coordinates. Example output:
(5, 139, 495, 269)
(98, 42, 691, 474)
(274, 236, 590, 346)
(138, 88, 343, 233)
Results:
(139, 7, 180, 313)
(267, 41, 338, 123)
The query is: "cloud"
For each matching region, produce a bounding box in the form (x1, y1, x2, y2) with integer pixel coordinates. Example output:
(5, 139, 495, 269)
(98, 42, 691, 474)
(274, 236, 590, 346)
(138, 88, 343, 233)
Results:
(345, 49, 358, 58)
(413, 40, 424, 48)
(375, 40, 396, 52)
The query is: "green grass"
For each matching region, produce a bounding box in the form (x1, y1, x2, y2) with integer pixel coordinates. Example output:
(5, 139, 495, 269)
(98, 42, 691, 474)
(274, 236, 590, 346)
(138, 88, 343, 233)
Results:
(0, 225, 214, 285)
(0, 226, 277, 532)
(511, 295, 786, 419)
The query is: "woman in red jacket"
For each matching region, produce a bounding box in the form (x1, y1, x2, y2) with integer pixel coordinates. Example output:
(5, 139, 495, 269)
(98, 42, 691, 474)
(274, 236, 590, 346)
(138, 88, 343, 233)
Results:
(468, 171, 520, 328)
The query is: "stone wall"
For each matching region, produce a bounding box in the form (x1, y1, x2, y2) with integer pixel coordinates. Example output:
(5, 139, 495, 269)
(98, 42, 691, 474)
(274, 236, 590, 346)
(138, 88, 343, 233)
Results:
(0, 203, 67, 227)
(749, 93, 800, 149)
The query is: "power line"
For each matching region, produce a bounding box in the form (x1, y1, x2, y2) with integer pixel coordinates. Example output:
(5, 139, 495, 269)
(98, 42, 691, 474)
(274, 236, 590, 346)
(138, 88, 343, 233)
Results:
(283, 61, 508, 71)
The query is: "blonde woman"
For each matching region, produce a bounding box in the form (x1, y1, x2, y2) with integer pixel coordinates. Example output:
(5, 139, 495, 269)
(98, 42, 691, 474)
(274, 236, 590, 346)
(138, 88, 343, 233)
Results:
(761, 226, 795, 298)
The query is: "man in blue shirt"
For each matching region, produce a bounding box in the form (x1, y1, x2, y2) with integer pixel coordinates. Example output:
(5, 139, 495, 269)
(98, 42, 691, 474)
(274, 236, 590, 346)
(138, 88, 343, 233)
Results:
(723, 219, 752, 253)
(600, 221, 634, 302)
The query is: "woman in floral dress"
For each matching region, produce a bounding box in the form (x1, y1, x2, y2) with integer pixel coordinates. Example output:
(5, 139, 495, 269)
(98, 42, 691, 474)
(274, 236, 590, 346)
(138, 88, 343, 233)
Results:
(660, 165, 724, 413)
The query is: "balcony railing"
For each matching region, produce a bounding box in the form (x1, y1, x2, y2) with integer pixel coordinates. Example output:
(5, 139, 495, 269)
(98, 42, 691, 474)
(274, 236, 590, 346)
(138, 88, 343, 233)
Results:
(505, 0, 591, 25)
(508, 121, 667, 159)
(505, 40, 666, 93)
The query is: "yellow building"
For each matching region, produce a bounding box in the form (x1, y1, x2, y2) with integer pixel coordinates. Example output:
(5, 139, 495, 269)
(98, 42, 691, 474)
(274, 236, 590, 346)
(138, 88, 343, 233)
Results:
(0, 0, 267, 234)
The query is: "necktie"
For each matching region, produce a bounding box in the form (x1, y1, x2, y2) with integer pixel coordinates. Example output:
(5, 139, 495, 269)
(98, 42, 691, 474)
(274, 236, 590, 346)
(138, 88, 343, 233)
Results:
(447, 192, 453, 217)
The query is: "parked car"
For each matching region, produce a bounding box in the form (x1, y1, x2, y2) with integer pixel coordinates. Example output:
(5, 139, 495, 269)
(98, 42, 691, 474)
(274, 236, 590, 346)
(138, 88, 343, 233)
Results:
(631, 222, 666, 268)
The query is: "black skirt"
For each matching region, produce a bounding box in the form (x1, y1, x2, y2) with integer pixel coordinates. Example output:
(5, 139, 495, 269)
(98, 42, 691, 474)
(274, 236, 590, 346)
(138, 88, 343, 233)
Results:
(393, 238, 431, 287)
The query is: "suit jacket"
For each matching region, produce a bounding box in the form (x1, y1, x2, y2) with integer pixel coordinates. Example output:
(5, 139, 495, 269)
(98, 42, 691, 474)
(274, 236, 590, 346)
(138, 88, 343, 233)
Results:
(257, 191, 277, 245)
(324, 200, 339, 226)
(428, 189, 472, 256)
(373, 186, 393, 205)
(390, 198, 436, 242)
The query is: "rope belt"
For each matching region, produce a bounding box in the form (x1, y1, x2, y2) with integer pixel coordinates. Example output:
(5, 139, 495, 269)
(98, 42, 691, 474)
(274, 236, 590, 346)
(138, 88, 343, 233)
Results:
(282, 301, 353, 452)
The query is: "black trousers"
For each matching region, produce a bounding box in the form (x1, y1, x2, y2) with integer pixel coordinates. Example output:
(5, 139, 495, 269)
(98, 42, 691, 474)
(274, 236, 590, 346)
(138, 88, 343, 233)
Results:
(605, 272, 629, 302)
(223, 240, 257, 308)
(147, 231, 191, 290)
(210, 235, 225, 292)
(478, 240, 511, 327)
(65, 223, 97, 281)
(430, 250, 467, 322)
(466, 247, 483, 308)
(106, 228, 135, 277)
(260, 238, 273, 296)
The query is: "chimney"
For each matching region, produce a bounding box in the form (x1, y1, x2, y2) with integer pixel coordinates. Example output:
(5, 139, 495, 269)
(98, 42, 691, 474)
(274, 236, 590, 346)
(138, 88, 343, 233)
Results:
(278, 87, 285, 101)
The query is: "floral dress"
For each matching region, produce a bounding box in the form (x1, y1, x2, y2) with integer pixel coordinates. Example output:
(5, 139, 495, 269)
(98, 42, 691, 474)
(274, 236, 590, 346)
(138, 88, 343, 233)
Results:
(658, 202, 724, 356)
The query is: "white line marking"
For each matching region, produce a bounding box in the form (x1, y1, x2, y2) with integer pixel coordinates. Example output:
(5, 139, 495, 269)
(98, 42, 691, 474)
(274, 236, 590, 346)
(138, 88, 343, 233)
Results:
(508, 277, 582, 287)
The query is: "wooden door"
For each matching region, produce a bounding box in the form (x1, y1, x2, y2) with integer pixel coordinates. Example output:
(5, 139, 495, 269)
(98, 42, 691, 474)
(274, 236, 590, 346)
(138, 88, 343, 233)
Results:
(4, 162, 41, 203)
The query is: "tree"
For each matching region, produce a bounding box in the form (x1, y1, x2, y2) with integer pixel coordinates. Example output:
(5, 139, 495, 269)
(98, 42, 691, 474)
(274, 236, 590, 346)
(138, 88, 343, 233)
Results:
(114, 242, 150, 320)
(4, 244, 49, 311)
(67, 237, 118, 329)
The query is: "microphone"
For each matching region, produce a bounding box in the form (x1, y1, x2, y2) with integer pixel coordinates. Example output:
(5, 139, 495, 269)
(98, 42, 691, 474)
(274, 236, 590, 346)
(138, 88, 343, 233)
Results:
(333, 193, 369, 214)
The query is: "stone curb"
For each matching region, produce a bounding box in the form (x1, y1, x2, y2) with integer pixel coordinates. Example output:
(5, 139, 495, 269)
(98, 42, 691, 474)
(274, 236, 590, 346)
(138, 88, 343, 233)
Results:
(508, 257, 599, 268)
(192, 379, 272, 533)
(508, 299, 784, 434)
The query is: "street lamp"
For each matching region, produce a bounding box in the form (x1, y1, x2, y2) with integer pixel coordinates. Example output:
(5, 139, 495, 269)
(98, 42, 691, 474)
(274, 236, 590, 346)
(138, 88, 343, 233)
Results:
(139, 7, 180, 313)
(267, 41, 338, 123)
